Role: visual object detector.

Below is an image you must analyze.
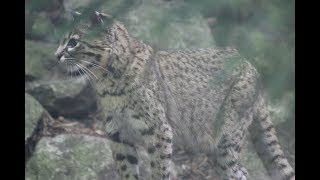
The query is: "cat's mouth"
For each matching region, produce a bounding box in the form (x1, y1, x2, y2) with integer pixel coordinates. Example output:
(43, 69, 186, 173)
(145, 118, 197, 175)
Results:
(68, 68, 82, 77)
(66, 61, 96, 78)
(58, 55, 82, 77)
(58, 55, 76, 63)
(58, 54, 101, 80)
(67, 62, 86, 77)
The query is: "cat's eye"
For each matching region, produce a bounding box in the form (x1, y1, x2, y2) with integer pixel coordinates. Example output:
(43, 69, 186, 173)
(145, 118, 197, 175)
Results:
(67, 38, 78, 48)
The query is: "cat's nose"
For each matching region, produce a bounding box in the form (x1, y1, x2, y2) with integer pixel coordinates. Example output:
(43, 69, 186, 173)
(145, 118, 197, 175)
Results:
(54, 49, 61, 57)
(56, 53, 63, 61)
(54, 47, 65, 61)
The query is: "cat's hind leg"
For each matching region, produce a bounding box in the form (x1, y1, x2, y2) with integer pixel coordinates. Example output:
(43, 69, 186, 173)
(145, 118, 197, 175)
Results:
(215, 62, 259, 180)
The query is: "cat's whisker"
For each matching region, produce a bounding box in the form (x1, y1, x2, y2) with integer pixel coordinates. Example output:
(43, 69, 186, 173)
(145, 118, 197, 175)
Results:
(75, 63, 92, 85)
(77, 63, 99, 80)
(80, 60, 114, 87)
(65, 60, 82, 76)
(78, 63, 102, 87)
(77, 62, 106, 88)
(74, 63, 85, 80)
(70, 62, 77, 80)
(65, 62, 71, 77)
(64, 59, 111, 87)
(66, 62, 75, 81)
(75, 63, 95, 87)
(64, 57, 76, 60)
(70, 63, 74, 80)
(80, 60, 111, 74)
(77, 62, 99, 85)
(67, 61, 77, 77)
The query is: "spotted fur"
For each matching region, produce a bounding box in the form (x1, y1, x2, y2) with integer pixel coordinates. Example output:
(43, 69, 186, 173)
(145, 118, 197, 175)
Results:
(55, 12, 294, 180)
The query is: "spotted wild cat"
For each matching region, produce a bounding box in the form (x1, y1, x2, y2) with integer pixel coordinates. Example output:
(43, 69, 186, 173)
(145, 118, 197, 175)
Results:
(54, 10, 295, 180)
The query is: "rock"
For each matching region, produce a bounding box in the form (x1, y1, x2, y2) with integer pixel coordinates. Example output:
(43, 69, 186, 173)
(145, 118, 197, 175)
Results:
(25, 8, 35, 39)
(25, 40, 63, 81)
(25, 79, 97, 119)
(30, 12, 55, 41)
(26, 134, 113, 180)
(25, 110, 54, 163)
(26, 0, 64, 39)
(25, 93, 44, 143)
(26, 0, 62, 12)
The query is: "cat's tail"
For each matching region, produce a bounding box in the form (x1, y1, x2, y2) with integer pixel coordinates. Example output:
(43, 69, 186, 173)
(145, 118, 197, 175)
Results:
(250, 94, 295, 180)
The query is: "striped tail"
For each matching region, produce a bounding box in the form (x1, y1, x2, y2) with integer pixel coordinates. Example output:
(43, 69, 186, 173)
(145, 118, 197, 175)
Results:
(250, 94, 295, 180)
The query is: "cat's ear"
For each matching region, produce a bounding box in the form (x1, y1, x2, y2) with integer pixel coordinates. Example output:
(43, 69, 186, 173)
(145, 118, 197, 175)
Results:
(65, 7, 82, 21)
(92, 11, 113, 25)
(95, 11, 113, 21)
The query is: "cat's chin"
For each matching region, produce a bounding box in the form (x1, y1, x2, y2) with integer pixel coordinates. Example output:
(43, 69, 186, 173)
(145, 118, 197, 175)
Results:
(66, 66, 83, 77)
(73, 75, 89, 84)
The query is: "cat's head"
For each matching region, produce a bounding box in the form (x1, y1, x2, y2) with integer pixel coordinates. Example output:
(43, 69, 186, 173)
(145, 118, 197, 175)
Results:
(54, 9, 136, 82)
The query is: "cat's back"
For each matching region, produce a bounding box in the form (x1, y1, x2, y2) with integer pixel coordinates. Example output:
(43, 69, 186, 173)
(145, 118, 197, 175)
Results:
(155, 47, 242, 102)
(153, 47, 247, 152)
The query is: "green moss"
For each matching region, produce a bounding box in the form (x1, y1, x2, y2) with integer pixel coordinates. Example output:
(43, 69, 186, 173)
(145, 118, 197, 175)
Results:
(31, 12, 55, 39)
(26, 135, 113, 180)
(25, 40, 57, 80)
(25, 93, 44, 141)
(52, 80, 87, 98)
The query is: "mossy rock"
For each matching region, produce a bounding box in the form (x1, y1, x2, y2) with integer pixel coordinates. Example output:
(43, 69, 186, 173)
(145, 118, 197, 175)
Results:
(25, 9, 35, 39)
(26, 0, 63, 12)
(25, 93, 44, 143)
(25, 79, 96, 119)
(26, 134, 113, 180)
(30, 12, 55, 40)
(25, 40, 61, 81)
